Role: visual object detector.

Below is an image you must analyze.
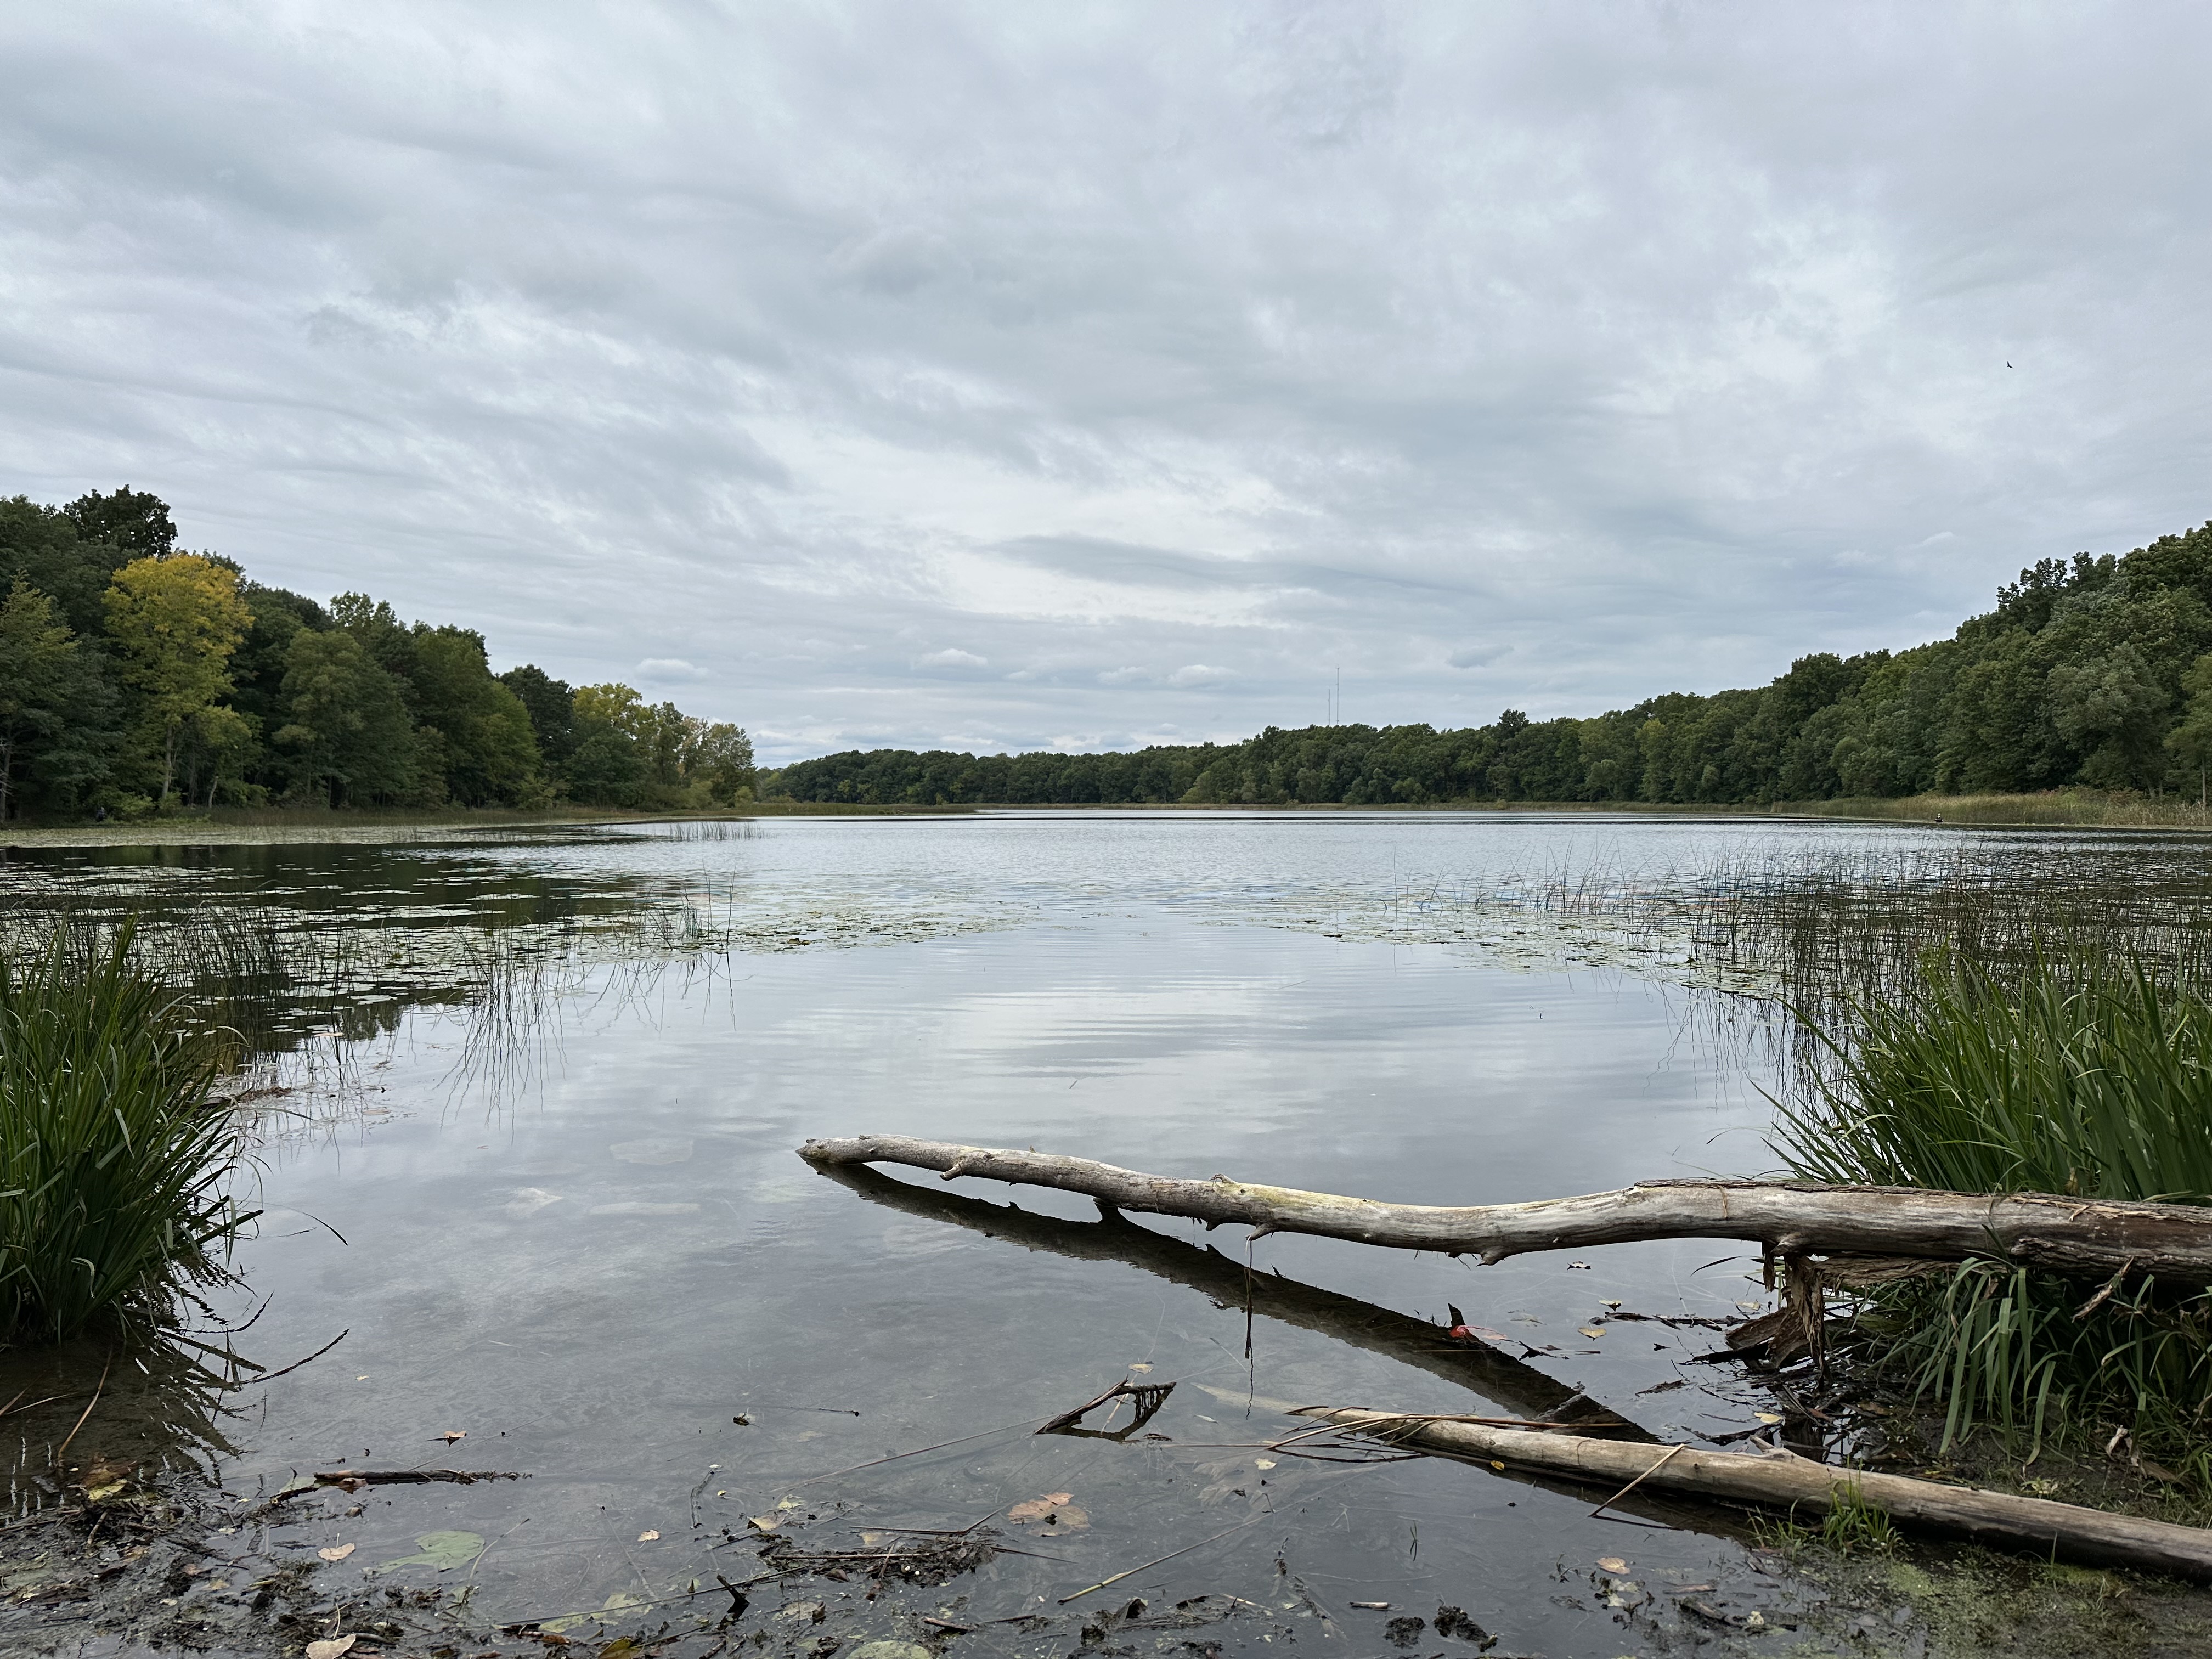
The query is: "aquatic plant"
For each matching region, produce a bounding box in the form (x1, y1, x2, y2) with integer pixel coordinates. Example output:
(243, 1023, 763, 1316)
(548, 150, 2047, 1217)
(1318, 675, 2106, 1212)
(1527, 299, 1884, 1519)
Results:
(0, 923, 255, 1342)
(1773, 949, 2212, 1201)
(1773, 949, 2212, 1458)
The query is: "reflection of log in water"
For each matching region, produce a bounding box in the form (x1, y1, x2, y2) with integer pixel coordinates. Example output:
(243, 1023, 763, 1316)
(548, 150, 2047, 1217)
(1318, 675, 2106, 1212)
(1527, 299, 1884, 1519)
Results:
(811, 1161, 1641, 1434)
(811, 1164, 1783, 1539)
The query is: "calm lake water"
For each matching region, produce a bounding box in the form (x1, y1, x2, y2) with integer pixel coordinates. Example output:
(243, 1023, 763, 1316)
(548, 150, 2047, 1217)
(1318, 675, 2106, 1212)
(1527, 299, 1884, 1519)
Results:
(9, 810, 2211, 1656)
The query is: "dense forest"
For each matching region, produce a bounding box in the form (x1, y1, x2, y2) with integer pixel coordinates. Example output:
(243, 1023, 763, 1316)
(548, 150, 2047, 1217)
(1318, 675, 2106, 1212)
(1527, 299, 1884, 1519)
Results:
(765, 517, 2212, 809)
(0, 489, 753, 820)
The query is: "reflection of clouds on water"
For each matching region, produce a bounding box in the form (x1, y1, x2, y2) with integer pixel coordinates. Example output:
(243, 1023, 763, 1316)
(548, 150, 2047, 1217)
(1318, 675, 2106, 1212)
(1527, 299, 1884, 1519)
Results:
(503, 1187, 566, 1217)
(585, 1201, 701, 1217)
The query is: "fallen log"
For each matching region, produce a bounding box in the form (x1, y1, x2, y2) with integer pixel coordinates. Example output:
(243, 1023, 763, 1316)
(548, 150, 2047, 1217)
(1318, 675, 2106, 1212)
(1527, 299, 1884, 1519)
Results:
(1297, 1407, 2212, 1581)
(798, 1136, 2212, 1280)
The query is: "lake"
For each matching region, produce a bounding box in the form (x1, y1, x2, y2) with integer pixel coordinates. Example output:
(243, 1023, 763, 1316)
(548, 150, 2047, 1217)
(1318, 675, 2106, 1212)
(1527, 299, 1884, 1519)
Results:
(7, 809, 2210, 1657)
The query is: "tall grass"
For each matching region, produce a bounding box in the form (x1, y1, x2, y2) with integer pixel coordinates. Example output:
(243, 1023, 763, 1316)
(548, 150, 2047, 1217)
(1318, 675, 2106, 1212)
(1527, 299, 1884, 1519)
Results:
(1773, 949, 2212, 1457)
(1774, 951, 2212, 1202)
(0, 924, 255, 1342)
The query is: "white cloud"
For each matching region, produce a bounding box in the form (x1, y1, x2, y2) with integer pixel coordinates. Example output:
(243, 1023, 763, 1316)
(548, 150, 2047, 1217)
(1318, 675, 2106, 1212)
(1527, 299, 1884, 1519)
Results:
(915, 647, 988, 669)
(1167, 664, 1233, 688)
(636, 658, 708, 684)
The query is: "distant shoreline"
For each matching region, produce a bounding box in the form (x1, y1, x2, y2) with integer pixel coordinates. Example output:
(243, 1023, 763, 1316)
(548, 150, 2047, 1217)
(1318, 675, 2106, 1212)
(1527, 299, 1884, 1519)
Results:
(7, 788, 2211, 848)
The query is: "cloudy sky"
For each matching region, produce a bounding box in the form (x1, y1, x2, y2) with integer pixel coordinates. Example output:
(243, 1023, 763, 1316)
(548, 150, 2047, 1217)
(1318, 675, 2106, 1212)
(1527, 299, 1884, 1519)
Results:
(4, 3, 2208, 763)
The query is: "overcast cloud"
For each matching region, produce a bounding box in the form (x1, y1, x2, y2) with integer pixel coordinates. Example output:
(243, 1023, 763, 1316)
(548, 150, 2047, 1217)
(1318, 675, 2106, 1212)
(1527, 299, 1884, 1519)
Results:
(4, 3, 2208, 762)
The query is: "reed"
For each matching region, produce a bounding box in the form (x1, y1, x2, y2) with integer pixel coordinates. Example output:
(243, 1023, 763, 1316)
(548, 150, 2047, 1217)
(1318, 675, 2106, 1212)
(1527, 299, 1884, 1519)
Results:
(1772, 948, 2212, 1458)
(0, 923, 255, 1342)
(1773, 950, 2212, 1201)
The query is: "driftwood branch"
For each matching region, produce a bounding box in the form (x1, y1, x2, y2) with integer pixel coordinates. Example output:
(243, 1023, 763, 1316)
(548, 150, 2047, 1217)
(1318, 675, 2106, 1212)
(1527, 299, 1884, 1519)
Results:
(1299, 1408, 2212, 1581)
(799, 1136, 2212, 1279)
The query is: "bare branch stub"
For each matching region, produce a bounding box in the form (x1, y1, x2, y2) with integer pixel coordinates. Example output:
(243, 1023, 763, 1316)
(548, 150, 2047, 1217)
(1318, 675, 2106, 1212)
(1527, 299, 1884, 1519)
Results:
(1039, 1378, 1177, 1440)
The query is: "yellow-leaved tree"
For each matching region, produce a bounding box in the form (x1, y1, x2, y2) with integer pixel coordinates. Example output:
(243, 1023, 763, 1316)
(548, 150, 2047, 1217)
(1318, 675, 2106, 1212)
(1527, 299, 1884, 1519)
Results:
(103, 554, 253, 806)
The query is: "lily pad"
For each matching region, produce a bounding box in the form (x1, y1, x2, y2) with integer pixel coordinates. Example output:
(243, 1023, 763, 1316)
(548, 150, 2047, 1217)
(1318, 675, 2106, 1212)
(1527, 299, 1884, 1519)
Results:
(375, 1530, 485, 1572)
(541, 1591, 650, 1635)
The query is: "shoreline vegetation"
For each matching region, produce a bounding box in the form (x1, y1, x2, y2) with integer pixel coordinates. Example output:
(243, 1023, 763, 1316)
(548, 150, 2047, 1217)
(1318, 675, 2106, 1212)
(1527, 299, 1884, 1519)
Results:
(5, 786, 2212, 847)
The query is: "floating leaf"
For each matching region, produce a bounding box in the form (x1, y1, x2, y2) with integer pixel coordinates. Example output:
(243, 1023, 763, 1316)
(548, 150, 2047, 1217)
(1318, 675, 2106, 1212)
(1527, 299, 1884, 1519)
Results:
(1596, 1556, 1628, 1574)
(747, 1515, 782, 1532)
(1754, 1412, 1785, 1425)
(376, 1530, 485, 1572)
(1253, 1458, 1276, 1470)
(1007, 1492, 1090, 1529)
(542, 1592, 649, 1635)
(83, 1480, 128, 1503)
(318, 1544, 357, 1562)
(307, 1638, 357, 1659)
(1567, 1262, 1592, 1270)
(637, 1530, 659, 1542)
(1577, 1326, 1606, 1339)
(1128, 1363, 1153, 1373)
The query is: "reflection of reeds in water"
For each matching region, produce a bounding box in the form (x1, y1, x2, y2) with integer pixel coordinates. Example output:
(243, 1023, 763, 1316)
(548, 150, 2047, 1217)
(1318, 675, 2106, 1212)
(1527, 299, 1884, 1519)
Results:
(0, 1325, 250, 1517)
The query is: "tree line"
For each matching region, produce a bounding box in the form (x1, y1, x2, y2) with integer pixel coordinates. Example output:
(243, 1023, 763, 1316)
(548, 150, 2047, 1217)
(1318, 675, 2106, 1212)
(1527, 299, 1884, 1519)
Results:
(765, 517, 2212, 809)
(0, 489, 753, 820)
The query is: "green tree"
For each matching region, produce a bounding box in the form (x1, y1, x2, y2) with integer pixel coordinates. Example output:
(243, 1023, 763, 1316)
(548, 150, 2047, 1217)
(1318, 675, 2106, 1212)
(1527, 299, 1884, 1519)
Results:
(499, 665, 578, 770)
(2164, 653, 2212, 805)
(0, 582, 83, 821)
(407, 626, 543, 805)
(63, 487, 178, 560)
(684, 720, 756, 804)
(101, 554, 253, 806)
(273, 629, 419, 806)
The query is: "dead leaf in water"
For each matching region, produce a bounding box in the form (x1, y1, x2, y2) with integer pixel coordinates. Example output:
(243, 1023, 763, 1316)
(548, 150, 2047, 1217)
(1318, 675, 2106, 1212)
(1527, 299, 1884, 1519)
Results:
(637, 1530, 659, 1542)
(306, 1638, 357, 1659)
(375, 1530, 484, 1572)
(1007, 1493, 1090, 1529)
(1128, 1363, 1153, 1373)
(1596, 1556, 1628, 1574)
(1254, 1459, 1276, 1470)
(438, 1431, 466, 1443)
(318, 1544, 356, 1562)
(747, 1515, 783, 1532)
(1577, 1327, 1606, 1339)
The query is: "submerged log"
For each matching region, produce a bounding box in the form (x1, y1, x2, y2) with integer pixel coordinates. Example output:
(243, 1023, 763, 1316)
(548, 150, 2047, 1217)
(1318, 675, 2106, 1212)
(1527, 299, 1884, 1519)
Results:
(1299, 1407, 2212, 1581)
(798, 1136, 2212, 1279)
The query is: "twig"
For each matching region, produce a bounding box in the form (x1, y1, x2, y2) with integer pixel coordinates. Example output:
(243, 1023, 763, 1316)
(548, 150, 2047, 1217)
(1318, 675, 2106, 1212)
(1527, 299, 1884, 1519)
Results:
(1589, 1442, 1688, 1519)
(229, 1328, 348, 1390)
(54, 1354, 112, 1464)
(1058, 1517, 1263, 1604)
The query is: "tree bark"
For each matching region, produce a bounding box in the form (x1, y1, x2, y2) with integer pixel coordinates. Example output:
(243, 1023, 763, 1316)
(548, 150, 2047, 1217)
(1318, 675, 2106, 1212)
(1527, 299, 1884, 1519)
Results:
(798, 1136, 2212, 1279)
(1298, 1407, 2212, 1580)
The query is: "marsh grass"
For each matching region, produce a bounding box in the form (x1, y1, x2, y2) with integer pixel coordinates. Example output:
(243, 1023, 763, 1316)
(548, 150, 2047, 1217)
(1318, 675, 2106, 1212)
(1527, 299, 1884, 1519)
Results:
(1773, 951, 2212, 1201)
(0, 924, 256, 1342)
(1771, 947, 2212, 1462)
